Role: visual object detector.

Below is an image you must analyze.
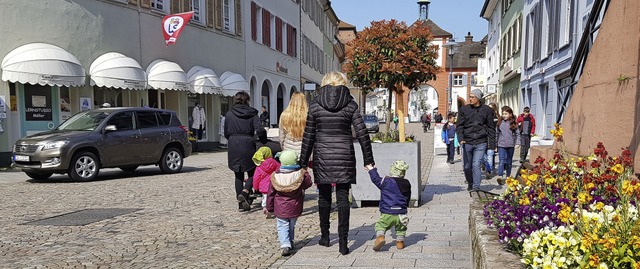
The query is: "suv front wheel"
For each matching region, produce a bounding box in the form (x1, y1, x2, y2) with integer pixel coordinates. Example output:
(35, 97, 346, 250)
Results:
(68, 151, 100, 181)
(159, 147, 183, 174)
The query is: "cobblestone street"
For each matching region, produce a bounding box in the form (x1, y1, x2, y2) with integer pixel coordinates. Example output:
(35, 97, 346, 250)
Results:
(0, 123, 490, 268)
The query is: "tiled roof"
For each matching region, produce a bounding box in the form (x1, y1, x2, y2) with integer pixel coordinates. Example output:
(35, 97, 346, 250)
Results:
(424, 19, 451, 37)
(445, 41, 486, 69)
(338, 21, 356, 29)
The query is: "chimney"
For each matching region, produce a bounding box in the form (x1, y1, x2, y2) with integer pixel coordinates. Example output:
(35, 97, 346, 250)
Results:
(418, 0, 430, 21)
(465, 32, 473, 44)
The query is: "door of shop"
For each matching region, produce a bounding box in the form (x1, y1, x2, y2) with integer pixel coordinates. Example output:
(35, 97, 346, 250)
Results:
(20, 84, 60, 136)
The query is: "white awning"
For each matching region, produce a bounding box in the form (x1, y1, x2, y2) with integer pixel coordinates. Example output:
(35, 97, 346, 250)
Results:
(220, 71, 249, 97)
(146, 59, 188, 91)
(1, 43, 86, 87)
(90, 52, 146, 90)
(187, 66, 222, 94)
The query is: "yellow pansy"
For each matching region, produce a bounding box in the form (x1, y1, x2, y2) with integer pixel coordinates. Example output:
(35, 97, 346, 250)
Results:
(544, 175, 556, 185)
(519, 196, 531, 206)
(612, 163, 624, 174)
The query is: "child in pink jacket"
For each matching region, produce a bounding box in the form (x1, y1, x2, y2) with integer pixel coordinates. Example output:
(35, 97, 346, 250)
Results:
(252, 147, 280, 218)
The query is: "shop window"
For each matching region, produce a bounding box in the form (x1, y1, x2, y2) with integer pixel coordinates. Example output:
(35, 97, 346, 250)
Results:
(9, 83, 17, 111)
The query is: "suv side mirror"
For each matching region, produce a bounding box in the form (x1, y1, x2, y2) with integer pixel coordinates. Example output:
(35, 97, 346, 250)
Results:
(104, 125, 117, 132)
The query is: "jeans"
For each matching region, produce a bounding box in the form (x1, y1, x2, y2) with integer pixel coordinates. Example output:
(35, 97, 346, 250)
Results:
(520, 134, 531, 161)
(446, 141, 455, 162)
(276, 217, 297, 248)
(463, 143, 488, 190)
(234, 168, 255, 197)
(485, 149, 495, 173)
(498, 147, 516, 177)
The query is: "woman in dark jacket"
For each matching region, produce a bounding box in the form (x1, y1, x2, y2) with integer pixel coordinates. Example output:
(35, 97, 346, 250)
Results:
(225, 91, 267, 212)
(299, 71, 375, 255)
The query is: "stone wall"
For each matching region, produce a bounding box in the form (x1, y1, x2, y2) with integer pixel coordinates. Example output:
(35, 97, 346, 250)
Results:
(469, 201, 524, 269)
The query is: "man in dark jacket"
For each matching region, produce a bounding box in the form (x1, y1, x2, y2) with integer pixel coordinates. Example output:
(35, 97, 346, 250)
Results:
(260, 106, 270, 128)
(456, 89, 496, 191)
(225, 92, 267, 211)
(299, 71, 374, 255)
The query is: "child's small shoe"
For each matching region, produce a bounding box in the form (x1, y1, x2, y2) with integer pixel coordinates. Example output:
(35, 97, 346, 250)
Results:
(281, 247, 291, 256)
(396, 240, 405, 250)
(373, 235, 386, 251)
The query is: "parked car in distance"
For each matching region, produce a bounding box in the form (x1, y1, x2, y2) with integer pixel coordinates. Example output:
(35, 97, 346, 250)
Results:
(363, 114, 380, 133)
(12, 107, 192, 181)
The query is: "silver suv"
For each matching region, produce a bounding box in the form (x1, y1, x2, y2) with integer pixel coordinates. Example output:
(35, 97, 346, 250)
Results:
(12, 108, 192, 181)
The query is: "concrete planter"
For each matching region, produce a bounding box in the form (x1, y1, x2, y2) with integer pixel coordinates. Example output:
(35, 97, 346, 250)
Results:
(469, 201, 524, 269)
(352, 141, 421, 207)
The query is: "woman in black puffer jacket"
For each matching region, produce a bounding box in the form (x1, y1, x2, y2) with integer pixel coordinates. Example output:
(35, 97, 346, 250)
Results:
(299, 71, 375, 255)
(225, 91, 267, 212)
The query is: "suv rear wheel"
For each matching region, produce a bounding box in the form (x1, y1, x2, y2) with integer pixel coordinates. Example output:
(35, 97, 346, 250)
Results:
(159, 147, 183, 174)
(68, 151, 100, 181)
(25, 171, 53, 180)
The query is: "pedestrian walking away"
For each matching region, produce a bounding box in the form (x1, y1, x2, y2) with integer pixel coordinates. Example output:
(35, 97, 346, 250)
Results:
(496, 106, 517, 185)
(278, 91, 308, 159)
(441, 113, 459, 164)
(456, 89, 496, 191)
(365, 161, 411, 251)
(225, 91, 267, 212)
(516, 106, 536, 163)
(252, 146, 280, 218)
(266, 150, 313, 257)
(420, 111, 431, 132)
(299, 71, 375, 255)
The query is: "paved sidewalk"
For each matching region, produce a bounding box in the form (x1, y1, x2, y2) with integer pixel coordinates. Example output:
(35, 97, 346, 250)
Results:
(272, 123, 506, 268)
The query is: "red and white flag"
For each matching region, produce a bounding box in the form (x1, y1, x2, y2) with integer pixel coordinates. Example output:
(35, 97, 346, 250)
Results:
(162, 11, 194, 46)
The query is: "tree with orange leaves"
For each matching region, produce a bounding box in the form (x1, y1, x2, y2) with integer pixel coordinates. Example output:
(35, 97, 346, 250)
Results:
(343, 19, 440, 141)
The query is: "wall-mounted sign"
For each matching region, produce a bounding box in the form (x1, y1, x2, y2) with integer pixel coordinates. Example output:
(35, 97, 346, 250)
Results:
(304, 83, 316, 91)
(80, 97, 92, 111)
(24, 89, 52, 121)
(276, 61, 289, 74)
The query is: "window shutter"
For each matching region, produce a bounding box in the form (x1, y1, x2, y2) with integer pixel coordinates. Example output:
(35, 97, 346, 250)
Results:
(462, 74, 468, 87)
(128, 0, 138, 6)
(275, 17, 282, 52)
(262, 9, 271, 47)
(141, 0, 151, 8)
(171, 0, 180, 14)
(235, 0, 242, 36)
(292, 27, 297, 57)
(206, 0, 214, 27)
(214, 0, 223, 30)
(251, 2, 257, 41)
(182, 0, 190, 13)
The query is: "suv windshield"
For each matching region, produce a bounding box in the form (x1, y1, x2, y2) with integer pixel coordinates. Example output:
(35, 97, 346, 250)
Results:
(57, 111, 111, 131)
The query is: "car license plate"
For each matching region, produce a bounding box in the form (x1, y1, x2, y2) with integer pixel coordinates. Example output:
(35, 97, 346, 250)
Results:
(14, 155, 29, 162)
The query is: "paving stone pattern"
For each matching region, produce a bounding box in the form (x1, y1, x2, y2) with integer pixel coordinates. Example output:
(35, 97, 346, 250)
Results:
(0, 123, 506, 268)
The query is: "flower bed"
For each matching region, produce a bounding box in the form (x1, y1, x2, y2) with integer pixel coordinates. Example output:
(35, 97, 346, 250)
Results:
(483, 124, 640, 268)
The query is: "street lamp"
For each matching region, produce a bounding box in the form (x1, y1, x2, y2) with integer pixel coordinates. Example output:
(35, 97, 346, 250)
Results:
(444, 39, 459, 115)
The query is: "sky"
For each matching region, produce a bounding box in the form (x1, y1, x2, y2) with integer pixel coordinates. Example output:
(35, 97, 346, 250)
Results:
(330, 0, 488, 42)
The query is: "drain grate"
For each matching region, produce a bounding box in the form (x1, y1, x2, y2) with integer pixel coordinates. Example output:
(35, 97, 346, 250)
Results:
(23, 208, 142, 226)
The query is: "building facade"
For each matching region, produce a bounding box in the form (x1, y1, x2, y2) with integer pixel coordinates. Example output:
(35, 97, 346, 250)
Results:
(520, 0, 594, 138)
(0, 0, 248, 166)
(498, 0, 523, 115)
(479, 0, 503, 105)
(446, 33, 486, 113)
(246, 0, 301, 126)
(300, 0, 341, 91)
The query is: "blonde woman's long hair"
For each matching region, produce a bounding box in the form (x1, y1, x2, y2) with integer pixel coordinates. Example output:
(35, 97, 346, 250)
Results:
(279, 92, 308, 140)
(321, 71, 348, 87)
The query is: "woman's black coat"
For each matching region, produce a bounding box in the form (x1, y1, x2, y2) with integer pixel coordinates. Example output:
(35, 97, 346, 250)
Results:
(224, 104, 266, 173)
(299, 85, 375, 184)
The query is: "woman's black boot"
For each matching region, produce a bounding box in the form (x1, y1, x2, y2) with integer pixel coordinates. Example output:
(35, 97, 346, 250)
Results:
(318, 206, 331, 247)
(337, 206, 350, 255)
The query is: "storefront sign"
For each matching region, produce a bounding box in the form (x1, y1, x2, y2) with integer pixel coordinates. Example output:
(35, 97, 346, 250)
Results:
(24, 92, 52, 121)
(276, 61, 288, 74)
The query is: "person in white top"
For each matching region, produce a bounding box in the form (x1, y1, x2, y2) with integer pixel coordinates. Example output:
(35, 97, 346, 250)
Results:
(192, 103, 206, 140)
